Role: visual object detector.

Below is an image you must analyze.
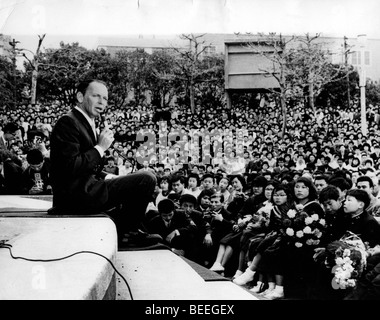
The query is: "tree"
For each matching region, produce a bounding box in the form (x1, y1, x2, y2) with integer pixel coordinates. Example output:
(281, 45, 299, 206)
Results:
(247, 33, 301, 138)
(126, 49, 150, 106)
(366, 80, 380, 107)
(171, 33, 210, 113)
(0, 55, 18, 108)
(316, 65, 359, 109)
(194, 54, 225, 109)
(146, 50, 180, 108)
(292, 33, 348, 114)
(18, 34, 46, 105)
(25, 42, 112, 106)
(246, 33, 352, 137)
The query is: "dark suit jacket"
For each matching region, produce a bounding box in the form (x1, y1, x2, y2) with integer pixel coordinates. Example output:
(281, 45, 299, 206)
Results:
(348, 211, 380, 247)
(203, 207, 235, 242)
(50, 108, 108, 213)
(3, 158, 24, 194)
(146, 210, 197, 242)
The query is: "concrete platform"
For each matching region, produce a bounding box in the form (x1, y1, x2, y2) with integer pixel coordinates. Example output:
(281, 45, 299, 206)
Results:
(0, 195, 52, 215)
(0, 216, 117, 300)
(116, 249, 258, 300)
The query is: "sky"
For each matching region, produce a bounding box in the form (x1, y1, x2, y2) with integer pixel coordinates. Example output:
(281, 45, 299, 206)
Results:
(1, 0, 380, 53)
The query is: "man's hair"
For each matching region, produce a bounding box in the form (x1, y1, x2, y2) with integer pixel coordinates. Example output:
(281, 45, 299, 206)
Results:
(346, 189, 371, 210)
(26, 148, 44, 165)
(201, 173, 214, 181)
(158, 176, 171, 186)
(76, 79, 107, 95)
(319, 185, 341, 203)
(328, 177, 352, 191)
(252, 175, 268, 188)
(179, 194, 197, 206)
(197, 189, 216, 205)
(210, 192, 224, 204)
(356, 175, 374, 188)
(187, 173, 200, 185)
(157, 198, 175, 214)
(171, 173, 186, 185)
(314, 174, 329, 183)
(3, 122, 19, 134)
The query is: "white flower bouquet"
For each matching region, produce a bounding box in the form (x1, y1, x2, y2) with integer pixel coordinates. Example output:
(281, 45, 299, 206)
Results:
(282, 205, 326, 248)
(326, 232, 369, 290)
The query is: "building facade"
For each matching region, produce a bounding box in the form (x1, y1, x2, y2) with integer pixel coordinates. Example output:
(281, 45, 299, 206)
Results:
(97, 33, 380, 84)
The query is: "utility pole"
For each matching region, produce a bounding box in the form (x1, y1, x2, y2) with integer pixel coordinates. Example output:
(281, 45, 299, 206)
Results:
(343, 36, 351, 108)
(8, 38, 20, 108)
(357, 34, 367, 136)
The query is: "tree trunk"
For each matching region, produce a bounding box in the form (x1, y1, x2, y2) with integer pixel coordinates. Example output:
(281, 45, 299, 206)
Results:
(189, 79, 195, 113)
(308, 81, 316, 115)
(31, 65, 38, 105)
(280, 92, 287, 139)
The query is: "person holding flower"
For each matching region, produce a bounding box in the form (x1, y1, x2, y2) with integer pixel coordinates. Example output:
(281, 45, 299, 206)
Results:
(233, 184, 294, 300)
(281, 177, 326, 298)
(228, 180, 279, 278)
(210, 176, 269, 274)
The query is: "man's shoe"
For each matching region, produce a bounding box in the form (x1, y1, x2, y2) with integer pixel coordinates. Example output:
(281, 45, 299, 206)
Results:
(171, 248, 185, 256)
(120, 229, 163, 248)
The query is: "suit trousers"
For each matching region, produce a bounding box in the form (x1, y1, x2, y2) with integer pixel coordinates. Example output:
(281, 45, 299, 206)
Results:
(103, 171, 157, 235)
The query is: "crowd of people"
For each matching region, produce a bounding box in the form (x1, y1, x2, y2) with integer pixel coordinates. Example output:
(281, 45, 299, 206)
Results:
(2, 93, 380, 299)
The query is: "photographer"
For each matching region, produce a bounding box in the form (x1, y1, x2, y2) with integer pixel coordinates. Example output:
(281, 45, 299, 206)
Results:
(22, 148, 52, 195)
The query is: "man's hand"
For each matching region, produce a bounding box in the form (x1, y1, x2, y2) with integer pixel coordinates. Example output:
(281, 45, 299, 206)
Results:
(29, 186, 43, 194)
(313, 247, 326, 262)
(98, 122, 114, 151)
(212, 212, 223, 222)
(165, 230, 178, 243)
(203, 234, 213, 247)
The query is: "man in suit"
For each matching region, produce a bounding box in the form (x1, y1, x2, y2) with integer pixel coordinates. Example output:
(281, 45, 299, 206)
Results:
(146, 198, 197, 256)
(0, 122, 22, 150)
(49, 79, 157, 245)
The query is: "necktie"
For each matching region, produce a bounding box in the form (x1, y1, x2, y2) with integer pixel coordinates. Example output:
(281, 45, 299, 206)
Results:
(90, 120, 97, 140)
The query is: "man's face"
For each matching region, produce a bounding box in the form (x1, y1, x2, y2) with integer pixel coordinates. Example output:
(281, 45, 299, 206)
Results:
(219, 178, 229, 190)
(322, 199, 342, 215)
(200, 195, 211, 207)
(30, 162, 44, 172)
(202, 177, 214, 190)
(210, 196, 223, 211)
(78, 81, 108, 119)
(161, 211, 174, 223)
(252, 185, 263, 196)
(356, 181, 373, 196)
(315, 179, 328, 194)
(172, 180, 184, 194)
(181, 201, 195, 213)
(344, 196, 363, 215)
(188, 177, 198, 189)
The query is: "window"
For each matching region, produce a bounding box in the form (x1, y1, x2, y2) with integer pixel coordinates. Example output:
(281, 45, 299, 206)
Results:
(351, 50, 370, 66)
(364, 51, 370, 65)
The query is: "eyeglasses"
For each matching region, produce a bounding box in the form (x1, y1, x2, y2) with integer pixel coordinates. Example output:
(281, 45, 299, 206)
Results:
(273, 193, 287, 197)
